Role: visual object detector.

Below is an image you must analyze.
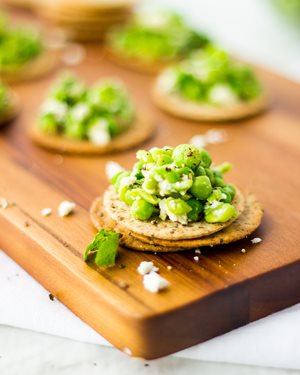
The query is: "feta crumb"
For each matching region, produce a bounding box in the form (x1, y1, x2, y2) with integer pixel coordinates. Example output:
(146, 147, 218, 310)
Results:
(189, 129, 227, 148)
(251, 237, 262, 244)
(88, 120, 111, 146)
(167, 265, 172, 270)
(0, 197, 9, 209)
(209, 84, 238, 106)
(137, 261, 159, 275)
(58, 201, 76, 217)
(71, 103, 90, 121)
(241, 248, 247, 254)
(41, 208, 52, 217)
(41, 99, 68, 121)
(195, 249, 201, 254)
(210, 201, 221, 209)
(193, 256, 199, 262)
(123, 347, 132, 356)
(105, 161, 125, 181)
(143, 272, 169, 293)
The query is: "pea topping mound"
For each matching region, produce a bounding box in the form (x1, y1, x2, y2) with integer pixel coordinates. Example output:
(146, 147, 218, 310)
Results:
(112, 144, 237, 224)
(157, 45, 262, 106)
(0, 83, 10, 116)
(0, 13, 43, 72)
(107, 10, 209, 62)
(38, 72, 135, 145)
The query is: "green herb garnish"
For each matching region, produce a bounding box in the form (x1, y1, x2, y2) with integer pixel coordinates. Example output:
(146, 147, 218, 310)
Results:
(84, 229, 120, 267)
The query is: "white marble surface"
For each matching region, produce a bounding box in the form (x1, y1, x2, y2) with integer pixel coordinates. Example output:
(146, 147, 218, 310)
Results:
(1, 0, 300, 374)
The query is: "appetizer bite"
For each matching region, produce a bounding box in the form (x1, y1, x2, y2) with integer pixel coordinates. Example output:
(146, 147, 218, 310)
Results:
(0, 12, 57, 83)
(153, 46, 266, 121)
(30, 72, 154, 154)
(0, 82, 19, 127)
(106, 9, 210, 73)
(90, 144, 263, 252)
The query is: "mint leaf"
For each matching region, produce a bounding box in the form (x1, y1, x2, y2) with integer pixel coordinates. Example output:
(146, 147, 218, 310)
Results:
(84, 229, 119, 267)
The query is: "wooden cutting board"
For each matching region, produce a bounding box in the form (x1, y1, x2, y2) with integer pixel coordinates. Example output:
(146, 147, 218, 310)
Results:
(1, 38, 300, 358)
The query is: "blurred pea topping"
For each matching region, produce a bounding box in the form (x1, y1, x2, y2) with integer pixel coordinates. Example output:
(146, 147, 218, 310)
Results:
(107, 9, 210, 63)
(38, 72, 135, 146)
(112, 144, 237, 224)
(0, 83, 10, 116)
(157, 45, 262, 106)
(0, 13, 43, 73)
(272, 0, 300, 26)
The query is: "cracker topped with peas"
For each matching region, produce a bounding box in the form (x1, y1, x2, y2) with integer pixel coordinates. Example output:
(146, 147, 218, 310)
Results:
(90, 144, 263, 252)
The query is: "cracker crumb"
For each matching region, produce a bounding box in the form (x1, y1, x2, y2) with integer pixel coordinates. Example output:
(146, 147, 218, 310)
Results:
(41, 208, 52, 217)
(193, 256, 199, 262)
(58, 201, 76, 217)
(0, 198, 9, 209)
(241, 248, 247, 254)
(190, 129, 228, 148)
(251, 237, 262, 244)
(49, 293, 55, 301)
(167, 265, 172, 270)
(24, 221, 30, 227)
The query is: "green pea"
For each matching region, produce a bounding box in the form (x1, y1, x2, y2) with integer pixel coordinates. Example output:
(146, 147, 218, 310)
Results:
(195, 165, 206, 176)
(142, 176, 158, 194)
(214, 162, 232, 174)
(132, 161, 144, 179)
(119, 186, 134, 206)
(189, 176, 212, 200)
(166, 198, 192, 215)
(65, 120, 86, 140)
(199, 149, 212, 168)
(129, 188, 160, 205)
(114, 171, 131, 192)
(136, 150, 153, 163)
(187, 199, 204, 221)
(154, 166, 180, 183)
(111, 171, 123, 185)
(205, 168, 215, 185)
(156, 154, 173, 166)
(221, 185, 235, 203)
(39, 115, 58, 134)
(172, 144, 201, 169)
(224, 184, 236, 199)
(213, 176, 225, 187)
(207, 188, 223, 203)
(130, 199, 154, 221)
(205, 203, 236, 223)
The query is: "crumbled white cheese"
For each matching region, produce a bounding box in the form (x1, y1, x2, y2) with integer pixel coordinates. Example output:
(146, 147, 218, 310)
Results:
(105, 161, 125, 181)
(143, 271, 169, 293)
(193, 256, 199, 262)
(137, 11, 168, 29)
(251, 237, 262, 244)
(58, 201, 76, 217)
(137, 261, 159, 275)
(41, 208, 52, 217)
(61, 43, 86, 66)
(157, 69, 177, 92)
(195, 249, 201, 254)
(0, 197, 9, 209)
(159, 199, 188, 225)
(71, 103, 90, 121)
(241, 248, 247, 254)
(41, 99, 68, 121)
(190, 129, 228, 149)
(210, 201, 221, 209)
(88, 120, 111, 146)
(119, 175, 136, 189)
(209, 84, 238, 106)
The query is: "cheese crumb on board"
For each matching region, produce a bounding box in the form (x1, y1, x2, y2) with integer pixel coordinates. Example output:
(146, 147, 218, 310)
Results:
(0, 198, 9, 209)
(41, 208, 52, 217)
(241, 248, 247, 254)
(143, 272, 169, 293)
(105, 161, 125, 181)
(251, 237, 262, 244)
(58, 201, 76, 217)
(167, 265, 172, 270)
(193, 256, 199, 262)
(137, 261, 159, 275)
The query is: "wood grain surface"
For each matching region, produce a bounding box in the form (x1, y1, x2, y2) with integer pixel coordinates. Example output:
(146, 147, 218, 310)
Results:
(1, 9, 300, 360)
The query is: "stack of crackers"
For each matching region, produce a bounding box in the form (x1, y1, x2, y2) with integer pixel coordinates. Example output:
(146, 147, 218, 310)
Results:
(36, 0, 137, 42)
(90, 186, 264, 252)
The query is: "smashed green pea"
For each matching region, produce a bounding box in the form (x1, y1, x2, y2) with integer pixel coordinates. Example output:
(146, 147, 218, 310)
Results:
(113, 144, 237, 225)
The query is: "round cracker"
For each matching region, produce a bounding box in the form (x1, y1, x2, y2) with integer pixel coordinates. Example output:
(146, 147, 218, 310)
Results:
(103, 185, 245, 240)
(0, 91, 19, 127)
(1, 49, 59, 84)
(104, 45, 174, 75)
(152, 81, 267, 122)
(29, 110, 155, 155)
(90, 193, 263, 252)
